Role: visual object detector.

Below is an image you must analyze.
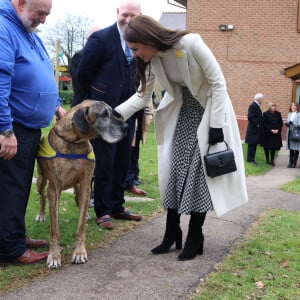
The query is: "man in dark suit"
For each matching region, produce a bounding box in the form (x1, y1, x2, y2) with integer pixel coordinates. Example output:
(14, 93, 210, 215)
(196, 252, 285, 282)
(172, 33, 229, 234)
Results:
(77, 0, 142, 230)
(245, 93, 264, 165)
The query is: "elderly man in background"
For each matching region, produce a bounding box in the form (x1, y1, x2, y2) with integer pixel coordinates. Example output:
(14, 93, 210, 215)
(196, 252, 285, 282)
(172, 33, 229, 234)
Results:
(0, 0, 65, 265)
(245, 93, 264, 165)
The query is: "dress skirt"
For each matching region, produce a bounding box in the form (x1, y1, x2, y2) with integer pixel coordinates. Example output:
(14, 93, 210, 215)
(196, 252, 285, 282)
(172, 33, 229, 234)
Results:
(162, 87, 213, 215)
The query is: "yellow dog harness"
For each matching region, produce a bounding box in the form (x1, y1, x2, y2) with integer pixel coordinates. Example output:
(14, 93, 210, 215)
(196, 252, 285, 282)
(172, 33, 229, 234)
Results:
(37, 133, 95, 161)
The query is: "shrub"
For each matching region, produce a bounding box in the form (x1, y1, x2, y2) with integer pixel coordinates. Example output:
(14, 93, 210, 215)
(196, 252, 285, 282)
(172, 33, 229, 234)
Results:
(59, 90, 73, 105)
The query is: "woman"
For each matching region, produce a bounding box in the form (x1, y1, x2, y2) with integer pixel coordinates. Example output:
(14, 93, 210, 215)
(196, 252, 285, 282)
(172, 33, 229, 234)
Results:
(261, 102, 283, 166)
(115, 15, 248, 260)
(286, 102, 300, 168)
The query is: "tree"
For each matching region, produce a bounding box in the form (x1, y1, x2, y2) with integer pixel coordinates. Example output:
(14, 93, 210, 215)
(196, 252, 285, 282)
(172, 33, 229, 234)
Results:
(41, 14, 93, 68)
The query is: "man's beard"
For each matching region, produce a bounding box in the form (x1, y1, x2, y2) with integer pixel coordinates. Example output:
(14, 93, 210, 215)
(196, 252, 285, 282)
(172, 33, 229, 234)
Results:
(20, 11, 36, 33)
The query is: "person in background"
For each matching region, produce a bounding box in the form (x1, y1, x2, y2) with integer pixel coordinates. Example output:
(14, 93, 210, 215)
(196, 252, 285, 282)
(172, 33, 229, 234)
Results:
(125, 103, 153, 196)
(69, 24, 101, 207)
(261, 102, 283, 166)
(0, 0, 65, 265)
(115, 15, 248, 261)
(70, 25, 102, 108)
(285, 102, 300, 168)
(245, 93, 264, 165)
(77, 0, 143, 230)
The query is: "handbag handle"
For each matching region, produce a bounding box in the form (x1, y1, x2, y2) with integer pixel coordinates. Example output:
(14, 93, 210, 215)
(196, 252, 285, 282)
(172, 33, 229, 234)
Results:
(207, 141, 229, 154)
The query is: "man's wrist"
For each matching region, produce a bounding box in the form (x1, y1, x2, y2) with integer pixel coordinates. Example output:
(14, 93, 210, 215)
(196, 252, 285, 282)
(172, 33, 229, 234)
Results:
(0, 129, 14, 137)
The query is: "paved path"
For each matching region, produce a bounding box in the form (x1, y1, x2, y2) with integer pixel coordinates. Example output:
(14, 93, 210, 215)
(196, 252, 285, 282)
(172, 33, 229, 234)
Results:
(2, 147, 300, 300)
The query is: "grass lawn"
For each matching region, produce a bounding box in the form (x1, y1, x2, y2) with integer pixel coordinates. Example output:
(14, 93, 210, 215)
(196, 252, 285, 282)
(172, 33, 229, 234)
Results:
(1, 111, 299, 298)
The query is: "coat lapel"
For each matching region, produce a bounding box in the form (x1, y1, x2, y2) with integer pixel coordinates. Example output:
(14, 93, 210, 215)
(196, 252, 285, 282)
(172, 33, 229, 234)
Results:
(152, 41, 193, 102)
(172, 41, 193, 94)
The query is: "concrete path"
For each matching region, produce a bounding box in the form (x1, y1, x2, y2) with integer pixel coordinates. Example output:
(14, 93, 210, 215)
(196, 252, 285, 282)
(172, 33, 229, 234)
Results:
(2, 147, 300, 300)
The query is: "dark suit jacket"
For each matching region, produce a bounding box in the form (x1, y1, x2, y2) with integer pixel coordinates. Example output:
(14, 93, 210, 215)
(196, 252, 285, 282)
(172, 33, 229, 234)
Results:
(77, 23, 133, 108)
(245, 101, 263, 144)
(70, 49, 85, 107)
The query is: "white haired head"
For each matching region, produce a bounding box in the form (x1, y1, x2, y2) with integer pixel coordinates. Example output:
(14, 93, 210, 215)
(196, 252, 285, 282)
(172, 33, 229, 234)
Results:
(254, 93, 264, 101)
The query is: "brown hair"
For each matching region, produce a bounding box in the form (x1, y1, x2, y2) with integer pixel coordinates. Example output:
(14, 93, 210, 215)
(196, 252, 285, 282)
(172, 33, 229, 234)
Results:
(289, 102, 299, 112)
(124, 15, 190, 93)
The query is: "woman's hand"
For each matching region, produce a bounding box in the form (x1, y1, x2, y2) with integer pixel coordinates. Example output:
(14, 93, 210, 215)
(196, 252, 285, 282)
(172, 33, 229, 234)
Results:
(209, 128, 224, 145)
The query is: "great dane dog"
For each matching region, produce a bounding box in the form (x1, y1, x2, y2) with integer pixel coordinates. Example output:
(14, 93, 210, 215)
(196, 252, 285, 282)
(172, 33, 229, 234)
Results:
(36, 100, 127, 268)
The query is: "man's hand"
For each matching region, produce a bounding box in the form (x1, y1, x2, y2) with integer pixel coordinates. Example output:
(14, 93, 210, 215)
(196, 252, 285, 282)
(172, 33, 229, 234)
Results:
(0, 134, 17, 160)
(55, 106, 66, 121)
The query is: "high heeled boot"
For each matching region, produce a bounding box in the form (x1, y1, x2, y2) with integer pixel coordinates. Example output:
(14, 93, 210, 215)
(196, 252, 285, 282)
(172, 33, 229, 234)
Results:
(151, 208, 182, 254)
(292, 151, 299, 168)
(287, 151, 293, 168)
(178, 212, 206, 261)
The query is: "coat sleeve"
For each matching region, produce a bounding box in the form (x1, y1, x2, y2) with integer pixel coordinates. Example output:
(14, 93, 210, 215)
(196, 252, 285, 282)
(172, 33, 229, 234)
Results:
(115, 65, 156, 121)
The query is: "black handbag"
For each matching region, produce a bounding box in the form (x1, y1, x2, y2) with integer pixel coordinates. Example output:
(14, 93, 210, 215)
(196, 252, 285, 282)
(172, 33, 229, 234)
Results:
(290, 126, 300, 141)
(204, 141, 237, 178)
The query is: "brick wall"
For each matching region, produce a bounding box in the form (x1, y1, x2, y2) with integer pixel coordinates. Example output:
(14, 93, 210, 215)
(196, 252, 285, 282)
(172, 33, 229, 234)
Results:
(186, 0, 299, 140)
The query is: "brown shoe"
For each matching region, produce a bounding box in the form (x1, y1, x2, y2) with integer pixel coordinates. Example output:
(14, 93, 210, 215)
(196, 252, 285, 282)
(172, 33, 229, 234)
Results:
(128, 185, 147, 196)
(96, 215, 113, 230)
(111, 210, 142, 221)
(13, 249, 48, 265)
(25, 237, 48, 249)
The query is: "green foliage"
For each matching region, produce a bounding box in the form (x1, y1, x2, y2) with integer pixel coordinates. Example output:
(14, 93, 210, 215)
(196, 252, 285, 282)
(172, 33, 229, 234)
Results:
(281, 176, 300, 194)
(59, 90, 73, 105)
(242, 144, 273, 176)
(191, 210, 300, 300)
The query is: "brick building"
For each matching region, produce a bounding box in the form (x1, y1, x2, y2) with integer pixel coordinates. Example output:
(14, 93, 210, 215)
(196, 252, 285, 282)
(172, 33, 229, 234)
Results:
(172, 0, 300, 139)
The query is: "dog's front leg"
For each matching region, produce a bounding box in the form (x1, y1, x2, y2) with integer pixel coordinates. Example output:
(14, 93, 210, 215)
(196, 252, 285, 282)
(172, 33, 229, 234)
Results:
(71, 184, 90, 264)
(35, 161, 47, 222)
(46, 182, 62, 268)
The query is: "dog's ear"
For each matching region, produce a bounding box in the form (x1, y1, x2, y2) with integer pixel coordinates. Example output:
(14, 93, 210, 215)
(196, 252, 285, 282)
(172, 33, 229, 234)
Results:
(72, 108, 90, 134)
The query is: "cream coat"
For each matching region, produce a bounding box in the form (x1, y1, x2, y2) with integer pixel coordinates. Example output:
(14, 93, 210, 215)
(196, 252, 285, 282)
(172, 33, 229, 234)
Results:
(116, 33, 248, 216)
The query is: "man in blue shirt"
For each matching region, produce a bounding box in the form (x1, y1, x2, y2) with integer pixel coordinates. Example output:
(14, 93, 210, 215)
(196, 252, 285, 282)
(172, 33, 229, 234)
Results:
(0, 0, 65, 265)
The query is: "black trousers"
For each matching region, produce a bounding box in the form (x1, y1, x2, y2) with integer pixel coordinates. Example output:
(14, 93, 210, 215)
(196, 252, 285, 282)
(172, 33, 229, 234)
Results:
(0, 123, 41, 262)
(93, 116, 135, 218)
(247, 143, 258, 162)
(125, 109, 144, 189)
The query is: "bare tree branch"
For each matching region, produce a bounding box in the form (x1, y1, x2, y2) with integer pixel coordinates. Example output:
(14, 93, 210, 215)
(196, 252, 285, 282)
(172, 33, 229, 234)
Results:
(42, 14, 93, 68)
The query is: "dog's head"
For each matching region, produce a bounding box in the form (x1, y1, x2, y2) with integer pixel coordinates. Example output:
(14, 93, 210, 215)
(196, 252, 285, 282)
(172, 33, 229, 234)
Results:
(54, 100, 127, 143)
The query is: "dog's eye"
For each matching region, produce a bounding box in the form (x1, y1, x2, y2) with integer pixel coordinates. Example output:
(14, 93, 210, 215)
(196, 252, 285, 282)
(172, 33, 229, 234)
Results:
(98, 108, 110, 118)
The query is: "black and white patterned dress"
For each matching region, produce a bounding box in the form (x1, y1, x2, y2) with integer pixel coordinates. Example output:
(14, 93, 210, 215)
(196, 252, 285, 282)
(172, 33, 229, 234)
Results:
(162, 87, 213, 215)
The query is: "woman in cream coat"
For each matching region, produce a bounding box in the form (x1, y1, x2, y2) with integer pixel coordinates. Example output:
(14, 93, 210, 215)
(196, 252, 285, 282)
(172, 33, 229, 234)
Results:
(115, 15, 248, 261)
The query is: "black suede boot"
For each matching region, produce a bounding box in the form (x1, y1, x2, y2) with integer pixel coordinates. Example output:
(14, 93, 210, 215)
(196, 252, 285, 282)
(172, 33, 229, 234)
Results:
(151, 208, 182, 254)
(178, 212, 206, 261)
(292, 151, 299, 168)
(287, 151, 293, 168)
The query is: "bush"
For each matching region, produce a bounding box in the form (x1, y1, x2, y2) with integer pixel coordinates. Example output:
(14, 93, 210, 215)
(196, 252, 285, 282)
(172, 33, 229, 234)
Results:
(59, 90, 73, 105)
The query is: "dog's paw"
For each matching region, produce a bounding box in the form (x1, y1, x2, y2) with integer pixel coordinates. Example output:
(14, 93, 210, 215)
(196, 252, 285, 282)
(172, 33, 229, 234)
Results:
(72, 251, 88, 264)
(35, 213, 46, 222)
(47, 253, 62, 269)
